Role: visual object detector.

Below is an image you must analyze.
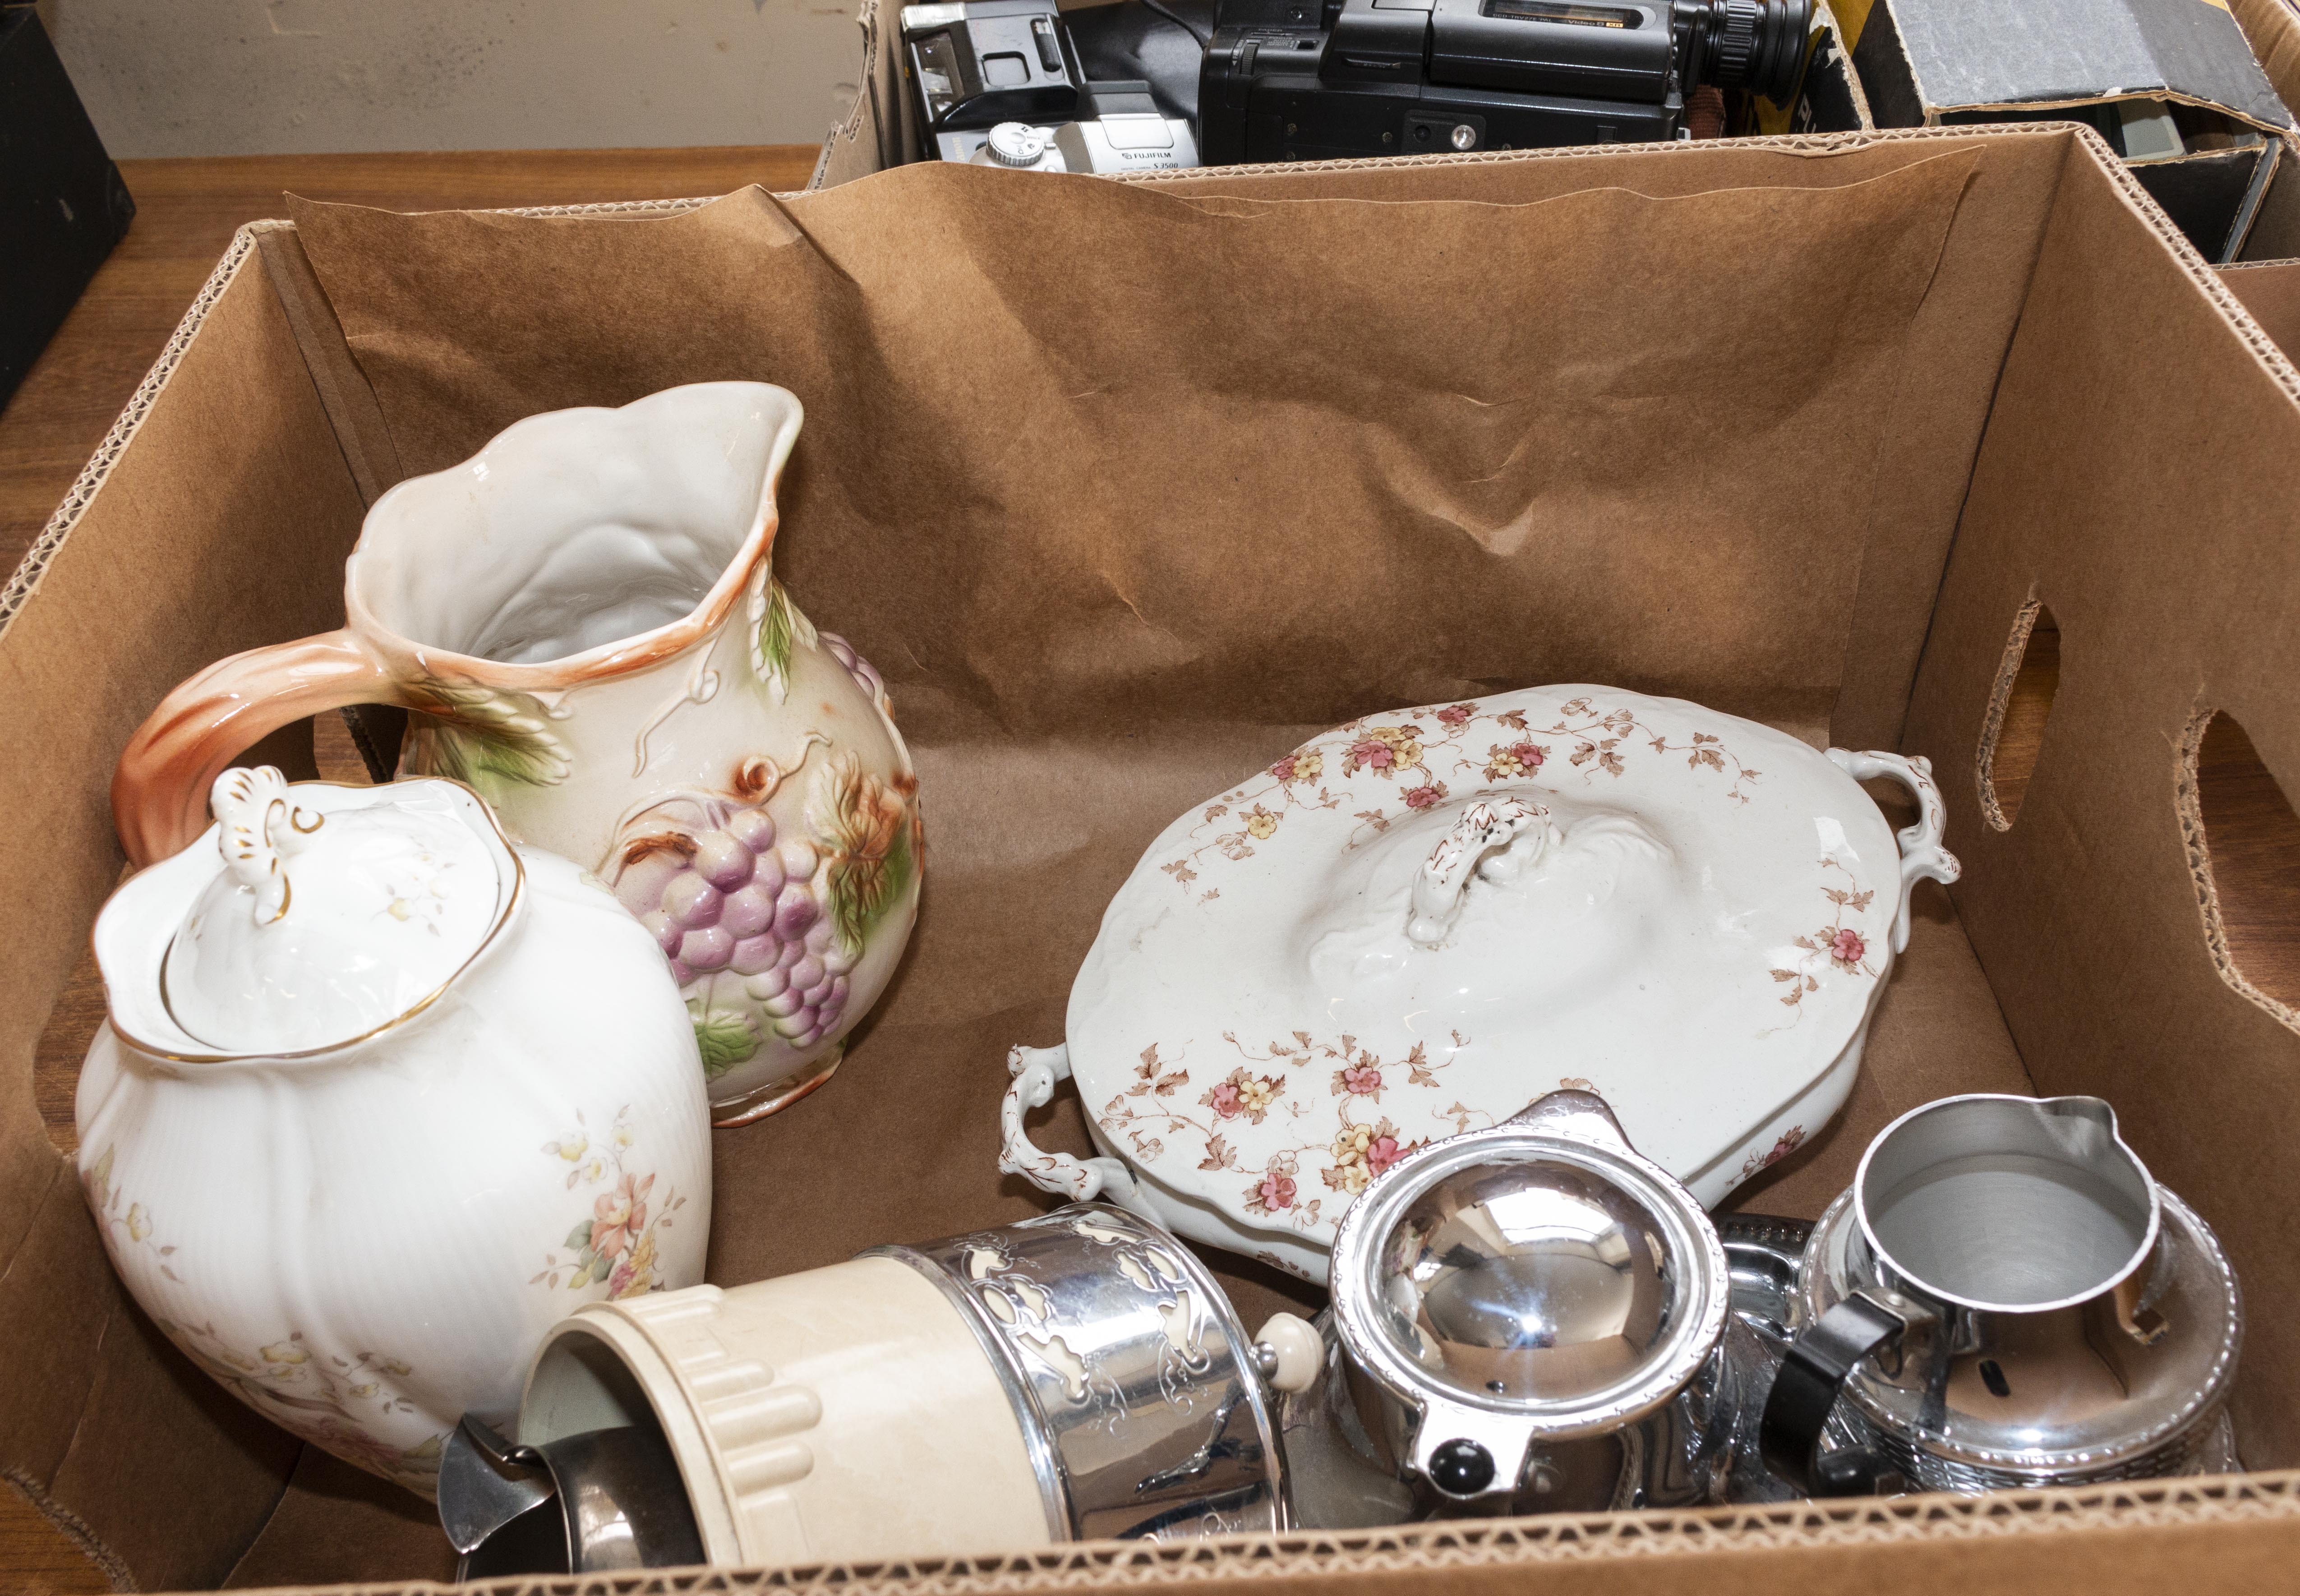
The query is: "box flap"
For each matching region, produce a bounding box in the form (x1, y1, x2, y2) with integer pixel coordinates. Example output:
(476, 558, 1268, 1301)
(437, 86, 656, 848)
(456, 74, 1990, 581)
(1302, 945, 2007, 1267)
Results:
(1887, 0, 2293, 130)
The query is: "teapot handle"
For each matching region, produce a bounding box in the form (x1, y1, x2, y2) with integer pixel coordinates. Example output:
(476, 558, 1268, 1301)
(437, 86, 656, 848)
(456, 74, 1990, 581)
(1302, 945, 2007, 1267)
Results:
(1406, 797, 1549, 948)
(1825, 750, 1961, 955)
(999, 1043, 1156, 1215)
(1759, 1290, 1913, 1497)
(114, 630, 408, 868)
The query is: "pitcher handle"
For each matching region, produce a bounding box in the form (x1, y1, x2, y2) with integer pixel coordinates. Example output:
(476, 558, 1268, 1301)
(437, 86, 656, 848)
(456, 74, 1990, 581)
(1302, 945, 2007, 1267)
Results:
(1825, 749, 1961, 955)
(999, 1043, 1154, 1214)
(114, 630, 405, 867)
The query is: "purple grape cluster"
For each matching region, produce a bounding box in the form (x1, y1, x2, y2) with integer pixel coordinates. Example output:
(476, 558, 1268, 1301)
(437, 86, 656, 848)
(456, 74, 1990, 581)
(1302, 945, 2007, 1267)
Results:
(615, 805, 854, 1052)
(819, 632, 884, 704)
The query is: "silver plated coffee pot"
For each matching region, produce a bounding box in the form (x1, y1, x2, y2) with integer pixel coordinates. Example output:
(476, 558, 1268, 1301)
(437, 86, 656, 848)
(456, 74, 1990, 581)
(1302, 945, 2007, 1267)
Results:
(1267, 1090, 1755, 1524)
(1760, 1094, 2242, 1494)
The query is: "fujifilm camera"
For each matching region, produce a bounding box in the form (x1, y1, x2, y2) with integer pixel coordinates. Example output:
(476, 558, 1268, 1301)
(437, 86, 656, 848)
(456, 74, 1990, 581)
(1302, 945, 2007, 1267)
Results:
(1197, 0, 1811, 165)
(962, 101, 1202, 172)
(902, 0, 1202, 169)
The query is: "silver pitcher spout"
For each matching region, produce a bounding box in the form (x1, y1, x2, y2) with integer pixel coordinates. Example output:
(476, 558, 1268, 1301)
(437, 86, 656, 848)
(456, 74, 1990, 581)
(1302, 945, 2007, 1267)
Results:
(1762, 1094, 2242, 1494)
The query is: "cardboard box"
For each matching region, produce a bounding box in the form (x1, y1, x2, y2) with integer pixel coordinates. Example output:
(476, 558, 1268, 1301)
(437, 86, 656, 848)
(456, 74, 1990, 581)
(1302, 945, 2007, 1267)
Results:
(1829, 0, 2298, 261)
(10, 125, 2300, 1591)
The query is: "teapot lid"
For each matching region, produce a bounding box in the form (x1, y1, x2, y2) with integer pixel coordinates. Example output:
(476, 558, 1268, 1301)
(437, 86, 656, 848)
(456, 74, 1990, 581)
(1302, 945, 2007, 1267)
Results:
(1328, 1091, 1731, 1488)
(151, 768, 513, 1054)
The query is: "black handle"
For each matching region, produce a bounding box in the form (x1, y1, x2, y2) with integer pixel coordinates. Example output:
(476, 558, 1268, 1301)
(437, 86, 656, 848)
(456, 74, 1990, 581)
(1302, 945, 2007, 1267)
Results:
(1759, 1292, 1908, 1496)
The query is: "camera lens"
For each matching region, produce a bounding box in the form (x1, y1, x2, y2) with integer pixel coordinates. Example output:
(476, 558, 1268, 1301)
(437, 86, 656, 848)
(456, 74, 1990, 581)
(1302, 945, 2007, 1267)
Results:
(1687, 0, 1810, 104)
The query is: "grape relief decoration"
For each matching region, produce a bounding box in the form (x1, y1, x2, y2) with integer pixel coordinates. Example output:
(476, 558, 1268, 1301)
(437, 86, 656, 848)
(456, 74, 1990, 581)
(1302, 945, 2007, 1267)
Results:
(605, 733, 918, 1082)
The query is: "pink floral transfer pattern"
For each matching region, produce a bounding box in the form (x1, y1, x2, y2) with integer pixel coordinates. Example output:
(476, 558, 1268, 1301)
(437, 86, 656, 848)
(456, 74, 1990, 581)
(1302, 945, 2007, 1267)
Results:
(1045, 687, 1917, 1243)
(1159, 694, 1763, 889)
(1094, 1031, 1482, 1236)
(1738, 1125, 1808, 1181)
(530, 1106, 689, 1299)
(1768, 860, 1882, 1028)
(81, 1147, 447, 1492)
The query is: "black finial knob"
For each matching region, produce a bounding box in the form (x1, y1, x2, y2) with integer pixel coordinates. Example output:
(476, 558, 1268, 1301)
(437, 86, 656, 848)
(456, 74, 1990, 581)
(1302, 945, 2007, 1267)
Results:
(1427, 1437, 1496, 1497)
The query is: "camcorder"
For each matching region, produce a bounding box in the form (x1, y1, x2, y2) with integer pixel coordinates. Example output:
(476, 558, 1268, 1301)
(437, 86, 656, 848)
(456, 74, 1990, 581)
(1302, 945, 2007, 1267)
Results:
(1200, 0, 1811, 163)
(898, 0, 1811, 171)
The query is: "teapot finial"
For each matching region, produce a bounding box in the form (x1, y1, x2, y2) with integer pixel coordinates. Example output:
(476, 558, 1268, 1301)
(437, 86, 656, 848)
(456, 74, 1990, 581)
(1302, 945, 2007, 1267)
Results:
(164, 772, 510, 1053)
(210, 766, 323, 925)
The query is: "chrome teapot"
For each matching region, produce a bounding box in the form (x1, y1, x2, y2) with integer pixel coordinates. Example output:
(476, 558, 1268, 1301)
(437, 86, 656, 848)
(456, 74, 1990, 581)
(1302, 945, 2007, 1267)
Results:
(1760, 1094, 2242, 1494)
(1264, 1090, 1758, 1523)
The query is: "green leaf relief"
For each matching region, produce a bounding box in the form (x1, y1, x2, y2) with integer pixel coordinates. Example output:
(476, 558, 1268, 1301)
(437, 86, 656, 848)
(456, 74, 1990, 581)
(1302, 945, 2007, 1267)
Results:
(830, 807, 913, 958)
(403, 683, 571, 795)
(691, 1003, 762, 1079)
(809, 753, 919, 959)
(752, 578, 816, 704)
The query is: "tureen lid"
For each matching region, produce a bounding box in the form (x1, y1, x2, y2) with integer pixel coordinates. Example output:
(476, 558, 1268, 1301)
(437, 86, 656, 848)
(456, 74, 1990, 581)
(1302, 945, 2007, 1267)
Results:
(1065, 686, 1938, 1261)
(143, 767, 512, 1054)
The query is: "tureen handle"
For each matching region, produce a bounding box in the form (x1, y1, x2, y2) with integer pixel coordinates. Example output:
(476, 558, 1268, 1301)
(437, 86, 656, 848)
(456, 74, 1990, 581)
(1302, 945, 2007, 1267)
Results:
(210, 766, 321, 925)
(1825, 750, 1962, 955)
(1000, 1044, 1156, 1214)
(1406, 797, 1550, 948)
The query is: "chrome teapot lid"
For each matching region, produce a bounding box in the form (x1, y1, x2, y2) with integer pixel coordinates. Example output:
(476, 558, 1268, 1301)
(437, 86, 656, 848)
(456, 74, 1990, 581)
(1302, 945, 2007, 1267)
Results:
(99, 767, 521, 1059)
(1329, 1090, 1731, 1495)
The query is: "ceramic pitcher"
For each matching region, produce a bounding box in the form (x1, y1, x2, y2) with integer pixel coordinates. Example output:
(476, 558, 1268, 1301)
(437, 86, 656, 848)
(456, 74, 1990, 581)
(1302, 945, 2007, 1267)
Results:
(79, 768, 711, 1496)
(113, 383, 921, 1124)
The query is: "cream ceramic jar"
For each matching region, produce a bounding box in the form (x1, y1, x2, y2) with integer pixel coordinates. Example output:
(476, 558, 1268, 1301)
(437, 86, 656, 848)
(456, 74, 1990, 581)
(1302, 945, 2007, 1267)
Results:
(76, 768, 711, 1497)
(1002, 687, 1960, 1282)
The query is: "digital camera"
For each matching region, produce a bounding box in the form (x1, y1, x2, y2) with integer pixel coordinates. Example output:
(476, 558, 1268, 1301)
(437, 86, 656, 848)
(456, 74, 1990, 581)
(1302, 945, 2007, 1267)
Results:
(902, 0, 1091, 160)
(1197, 0, 1811, 166)
(903, 0, 1205, 172)
(961, 97, 1202, 171)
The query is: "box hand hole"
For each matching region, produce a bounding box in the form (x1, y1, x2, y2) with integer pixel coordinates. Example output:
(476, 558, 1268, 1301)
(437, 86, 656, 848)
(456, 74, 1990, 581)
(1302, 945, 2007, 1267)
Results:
(2180, 709, 2300, 1025)
(1977, 599, 2059, 830)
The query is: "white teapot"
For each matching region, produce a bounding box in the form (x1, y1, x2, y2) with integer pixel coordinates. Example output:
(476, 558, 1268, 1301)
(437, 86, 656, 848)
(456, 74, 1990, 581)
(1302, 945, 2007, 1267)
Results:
(75, 768, 711, 1497)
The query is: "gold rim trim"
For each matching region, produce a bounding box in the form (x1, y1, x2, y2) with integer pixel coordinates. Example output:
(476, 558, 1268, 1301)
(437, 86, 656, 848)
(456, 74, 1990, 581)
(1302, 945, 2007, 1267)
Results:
(108, 777, 528, 1065)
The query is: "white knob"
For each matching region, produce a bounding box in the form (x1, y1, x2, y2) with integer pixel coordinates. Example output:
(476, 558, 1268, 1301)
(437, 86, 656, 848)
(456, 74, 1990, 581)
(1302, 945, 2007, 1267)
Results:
(1254, 1313, 1323, 1394)
(983, 122, 1051, 168)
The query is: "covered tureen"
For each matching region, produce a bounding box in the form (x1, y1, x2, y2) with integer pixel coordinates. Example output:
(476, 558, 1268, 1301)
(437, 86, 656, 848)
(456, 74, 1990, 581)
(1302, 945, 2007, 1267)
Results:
(1001, 686, 1958, 1282)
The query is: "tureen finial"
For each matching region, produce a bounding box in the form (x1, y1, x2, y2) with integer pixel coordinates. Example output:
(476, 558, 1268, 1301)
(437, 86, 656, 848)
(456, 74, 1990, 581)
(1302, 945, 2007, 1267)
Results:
(1406, 797, 1549, 948)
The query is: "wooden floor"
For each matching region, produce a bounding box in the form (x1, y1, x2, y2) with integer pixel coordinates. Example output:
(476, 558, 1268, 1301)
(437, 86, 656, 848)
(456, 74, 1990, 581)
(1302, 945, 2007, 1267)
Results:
(0, 145, 820, 582)
(0, 143, 816, 1596)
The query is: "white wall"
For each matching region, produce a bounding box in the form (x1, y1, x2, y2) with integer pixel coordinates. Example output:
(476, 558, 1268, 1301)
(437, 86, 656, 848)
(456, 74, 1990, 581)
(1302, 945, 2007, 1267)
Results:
(36, 0, 864, 158)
